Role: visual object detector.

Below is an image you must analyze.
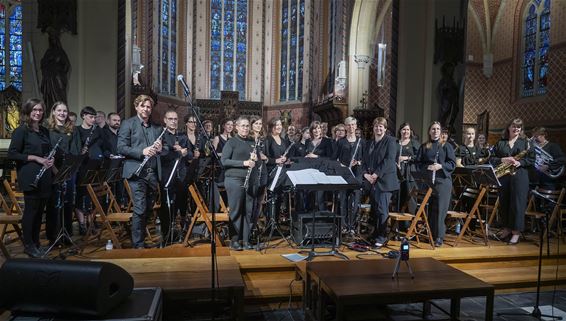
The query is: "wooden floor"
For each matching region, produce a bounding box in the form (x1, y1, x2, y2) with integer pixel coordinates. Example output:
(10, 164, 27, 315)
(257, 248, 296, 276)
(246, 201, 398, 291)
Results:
(2, 229, 565, 306)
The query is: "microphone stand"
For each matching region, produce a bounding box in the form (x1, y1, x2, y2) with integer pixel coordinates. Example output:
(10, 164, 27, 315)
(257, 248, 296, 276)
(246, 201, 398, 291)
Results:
(180, 81, 223, 320)
(163, 157, 180, 247)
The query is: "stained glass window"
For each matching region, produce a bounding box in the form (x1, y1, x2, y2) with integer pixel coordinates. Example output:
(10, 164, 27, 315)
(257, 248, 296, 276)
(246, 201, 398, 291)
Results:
(158, 0, 177, 96)
(210, 0, 248, 100)
(280, 0, 304, 102)
(0, 2, 22, 91)
(521, 0, 550, 97)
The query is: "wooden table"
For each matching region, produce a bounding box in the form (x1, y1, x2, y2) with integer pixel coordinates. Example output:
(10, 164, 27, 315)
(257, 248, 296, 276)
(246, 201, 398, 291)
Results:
(95, 256, 244, 320)
(305, 257, 494, 321)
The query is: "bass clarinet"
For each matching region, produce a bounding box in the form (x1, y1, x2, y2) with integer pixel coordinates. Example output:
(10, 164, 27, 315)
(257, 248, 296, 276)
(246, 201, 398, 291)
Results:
(30, 137, 63, 189)
(134, 127, 168, 176)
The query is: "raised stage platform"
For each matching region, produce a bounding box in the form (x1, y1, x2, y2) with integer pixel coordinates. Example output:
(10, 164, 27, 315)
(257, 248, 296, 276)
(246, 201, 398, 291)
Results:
(1, 231, 565, 319)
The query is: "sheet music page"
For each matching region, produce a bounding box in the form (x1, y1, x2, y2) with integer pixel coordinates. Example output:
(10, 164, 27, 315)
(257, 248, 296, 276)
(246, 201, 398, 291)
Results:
(269, 166, 284, 191)
(287, 169, 319, 185)
(326, 176, 347, 184)
(286, 168, 347, 185)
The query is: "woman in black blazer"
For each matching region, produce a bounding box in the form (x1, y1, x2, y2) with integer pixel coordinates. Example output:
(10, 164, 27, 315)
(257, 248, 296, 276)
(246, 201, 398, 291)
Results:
(361, 117, 399, 248)
(8, 98, 54, 257)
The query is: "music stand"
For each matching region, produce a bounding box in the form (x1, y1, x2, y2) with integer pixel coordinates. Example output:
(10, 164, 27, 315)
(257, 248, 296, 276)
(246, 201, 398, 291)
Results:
(102, 156, 125, 184)
(292, 159, 359, 261)
(256, 165, 294, 252)
(471, 165, 501, 241)
(42, 154, 83, 257)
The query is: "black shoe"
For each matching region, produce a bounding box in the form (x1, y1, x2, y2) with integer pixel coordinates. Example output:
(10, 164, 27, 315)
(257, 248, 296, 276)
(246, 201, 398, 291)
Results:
(230, 241, 243, 251)
(434, 238, 443, 247)
(24, 246, 42, 258)
(242, 242, 254, 250)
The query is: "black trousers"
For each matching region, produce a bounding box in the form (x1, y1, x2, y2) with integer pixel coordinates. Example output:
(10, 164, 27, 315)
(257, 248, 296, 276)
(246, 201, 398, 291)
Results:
(371, 188, 392, 243)
(127, 171, 158, 248)
(225, 176, 253, 243)
(429, 177, 452, 241)
(499, 170, 529, 231)
(23, 192, 49, 248)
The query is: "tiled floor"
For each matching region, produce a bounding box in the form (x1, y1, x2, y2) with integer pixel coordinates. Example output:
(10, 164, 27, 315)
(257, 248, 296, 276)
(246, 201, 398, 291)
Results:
(245, 290, 566, 321)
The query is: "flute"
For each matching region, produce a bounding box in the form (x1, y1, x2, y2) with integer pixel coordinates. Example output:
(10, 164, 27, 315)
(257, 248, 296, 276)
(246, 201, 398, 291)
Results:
(349, 138, 362, 169)
(30, 137, 63, 189)
(134, 127, 167, 176)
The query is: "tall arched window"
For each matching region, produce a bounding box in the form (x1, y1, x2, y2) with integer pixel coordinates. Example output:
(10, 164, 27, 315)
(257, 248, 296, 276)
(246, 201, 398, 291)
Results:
(158, 0, 177, 95)
(210, 0, 248, 100)
(521, 0, 550, 97)
(0, 1, 22, 91)
(280, 0, 304, 102)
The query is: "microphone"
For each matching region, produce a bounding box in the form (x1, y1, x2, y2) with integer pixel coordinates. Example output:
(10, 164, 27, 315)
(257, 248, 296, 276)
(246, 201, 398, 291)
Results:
(177, 74, 190, 97)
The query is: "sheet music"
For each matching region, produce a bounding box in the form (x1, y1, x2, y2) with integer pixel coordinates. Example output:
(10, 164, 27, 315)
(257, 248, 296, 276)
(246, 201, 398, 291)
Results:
(326, 175, 347, 184)
(286, 168, 347, 186)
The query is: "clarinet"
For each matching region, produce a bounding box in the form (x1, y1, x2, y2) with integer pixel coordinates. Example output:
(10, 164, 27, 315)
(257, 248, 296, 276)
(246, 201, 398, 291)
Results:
(30, 137, 63, 189)
(81, 125, 97, 154)
(268, 141, 295, 177)
(349, 138, 362, 169)
(134, 127, 167, 176)
(251, 136, 265, 191)
(431, 148, 440, 185)
(242, 138, 258, 190)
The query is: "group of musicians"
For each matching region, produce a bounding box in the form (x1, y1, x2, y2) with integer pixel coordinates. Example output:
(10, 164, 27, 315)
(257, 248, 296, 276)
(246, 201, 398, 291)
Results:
(7, 95, 566, 257)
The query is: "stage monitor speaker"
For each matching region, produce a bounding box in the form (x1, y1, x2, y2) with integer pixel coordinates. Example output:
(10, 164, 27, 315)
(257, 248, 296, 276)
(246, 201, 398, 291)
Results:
(0, 259, 134, 317)
(293, 211, 339, 246)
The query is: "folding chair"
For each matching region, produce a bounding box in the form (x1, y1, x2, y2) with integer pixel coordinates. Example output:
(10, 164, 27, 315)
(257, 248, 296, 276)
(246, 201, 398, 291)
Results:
(0, 187, 23, 258)
(447, 186, 489, 246)
(3, 179, 24, 216)
(525, 187, 566, 245)
(183, 184, 229, 246)
(86, 182, 132, 248)
(484, 187, 500, 227)
(388, 186, 435, 249)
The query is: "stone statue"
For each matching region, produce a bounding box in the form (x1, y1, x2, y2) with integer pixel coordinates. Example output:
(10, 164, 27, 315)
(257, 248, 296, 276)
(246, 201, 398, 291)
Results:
(437, 62, 459, 132)
(40, 29, 70, 110)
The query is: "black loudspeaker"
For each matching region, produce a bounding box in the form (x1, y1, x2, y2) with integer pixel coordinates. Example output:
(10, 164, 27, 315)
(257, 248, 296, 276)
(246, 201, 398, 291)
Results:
(293, 211, 339, 246)
(0, 259, 134, 317)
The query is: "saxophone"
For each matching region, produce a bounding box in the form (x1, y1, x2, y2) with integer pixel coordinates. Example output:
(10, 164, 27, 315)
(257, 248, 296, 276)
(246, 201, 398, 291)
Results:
(495, 149, 528, 178)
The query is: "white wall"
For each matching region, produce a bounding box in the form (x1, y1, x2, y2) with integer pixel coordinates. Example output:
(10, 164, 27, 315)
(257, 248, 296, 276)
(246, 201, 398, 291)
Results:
(22, 0, 118, 116)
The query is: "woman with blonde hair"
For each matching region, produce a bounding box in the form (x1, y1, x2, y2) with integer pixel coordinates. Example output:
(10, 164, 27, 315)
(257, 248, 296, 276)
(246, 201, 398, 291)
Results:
(45, 102, 81, 245)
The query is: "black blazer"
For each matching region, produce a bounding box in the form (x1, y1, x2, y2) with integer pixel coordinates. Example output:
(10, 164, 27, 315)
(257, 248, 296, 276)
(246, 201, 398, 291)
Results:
(361, 135, 400, 192)
(160, 130, 191, 183)
(305, 137, 334, 159)
(117, 116, 163, 180)
(416, 140, 456, 181)
(8, 124, 53, 194)
(335, 137, 365, 177)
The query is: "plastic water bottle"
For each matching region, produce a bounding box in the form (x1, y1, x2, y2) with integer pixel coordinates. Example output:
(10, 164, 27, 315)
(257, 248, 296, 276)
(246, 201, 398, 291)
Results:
(105, 239, 114, 250)
(155, 217, 161, 235)
(455, 223, 461, 235)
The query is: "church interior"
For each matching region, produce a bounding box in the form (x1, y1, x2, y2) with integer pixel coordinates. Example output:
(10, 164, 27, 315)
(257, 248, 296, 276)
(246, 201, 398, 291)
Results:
(0, 0, 566, 320)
